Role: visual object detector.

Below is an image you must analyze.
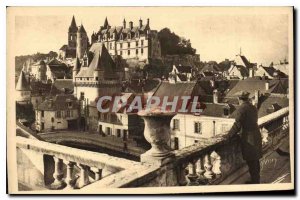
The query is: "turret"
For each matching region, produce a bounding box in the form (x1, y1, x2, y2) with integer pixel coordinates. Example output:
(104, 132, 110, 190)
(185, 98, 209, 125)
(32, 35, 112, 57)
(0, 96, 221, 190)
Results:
(37, 60, 46, 82)
(139, 18, 143, 28)
(68, 15, 78, 48)
(103, 17, 109, 29)
(16, 71, 31, 103)
(76, 24, 88, 59)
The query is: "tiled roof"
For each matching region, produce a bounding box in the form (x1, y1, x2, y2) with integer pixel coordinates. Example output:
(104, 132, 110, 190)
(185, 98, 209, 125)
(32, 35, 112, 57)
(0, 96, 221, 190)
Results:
(30, 81, 62, 96)
(175, 65, 192, 73)
(76, 44, 117, 79)
(59, 44, 68, 51)
(37, 94, 79, 111)
(16, 71, 30, 91)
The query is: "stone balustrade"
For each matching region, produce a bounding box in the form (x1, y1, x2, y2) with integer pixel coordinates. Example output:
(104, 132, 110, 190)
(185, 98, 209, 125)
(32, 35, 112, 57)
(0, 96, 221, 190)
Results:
(16, 107, 289, 191)
(174, 107, 289, 186)
(16, 136, 145, 190)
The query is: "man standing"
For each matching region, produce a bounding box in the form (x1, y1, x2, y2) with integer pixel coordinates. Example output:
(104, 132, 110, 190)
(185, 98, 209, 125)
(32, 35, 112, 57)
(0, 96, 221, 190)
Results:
(227, 91, 262, 184)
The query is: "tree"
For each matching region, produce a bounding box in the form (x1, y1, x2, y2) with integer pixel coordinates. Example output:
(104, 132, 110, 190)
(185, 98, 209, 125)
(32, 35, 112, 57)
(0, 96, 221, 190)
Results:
(157, 28, 196, 56)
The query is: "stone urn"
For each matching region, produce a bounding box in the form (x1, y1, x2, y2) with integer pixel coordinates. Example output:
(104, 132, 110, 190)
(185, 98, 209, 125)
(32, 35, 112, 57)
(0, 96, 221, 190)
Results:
(138, 109, 175, 165)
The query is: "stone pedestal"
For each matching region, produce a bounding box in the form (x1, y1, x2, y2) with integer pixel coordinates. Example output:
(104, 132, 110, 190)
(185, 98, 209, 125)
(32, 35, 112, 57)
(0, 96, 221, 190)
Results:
(138, 110, 175, 166)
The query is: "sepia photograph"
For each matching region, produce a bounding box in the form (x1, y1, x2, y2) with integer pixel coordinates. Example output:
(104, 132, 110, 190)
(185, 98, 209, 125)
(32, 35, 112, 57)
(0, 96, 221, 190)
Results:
(6, 6, 294, 194)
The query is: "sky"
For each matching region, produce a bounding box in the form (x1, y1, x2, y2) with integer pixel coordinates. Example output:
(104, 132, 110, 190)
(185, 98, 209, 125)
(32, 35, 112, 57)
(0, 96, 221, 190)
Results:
(10, 7, 291, 65)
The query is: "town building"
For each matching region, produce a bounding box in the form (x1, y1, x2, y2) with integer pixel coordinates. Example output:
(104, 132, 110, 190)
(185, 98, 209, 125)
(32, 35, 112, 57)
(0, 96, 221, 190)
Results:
(255, 64, 288, 79)
(58, 16, 89, 60)
(90, 17, 161, 66)
(35, 94, 79, 132)
(168, 65, 193, 83)
(226, 53, 256, 79)
(73, 44, 122, 103)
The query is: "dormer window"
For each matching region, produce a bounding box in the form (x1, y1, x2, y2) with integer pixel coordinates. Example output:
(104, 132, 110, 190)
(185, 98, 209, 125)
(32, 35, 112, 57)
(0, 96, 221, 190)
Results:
(128, 33, 131, 39)
(223, 107, 229, 116)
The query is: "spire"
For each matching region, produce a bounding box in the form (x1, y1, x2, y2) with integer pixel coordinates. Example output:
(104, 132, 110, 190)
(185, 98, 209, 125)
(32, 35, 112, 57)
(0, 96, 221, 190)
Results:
(16, 71, 30, 91)
(69, 15, 78, 32)
(123, 18, 126, 28)
(104, 17, 109, 29)
(71, 15, 77, 27)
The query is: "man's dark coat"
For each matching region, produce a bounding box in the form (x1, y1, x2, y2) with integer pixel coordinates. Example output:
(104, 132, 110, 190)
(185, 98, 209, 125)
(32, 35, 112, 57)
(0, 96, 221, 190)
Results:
(228, 101, 262, 161)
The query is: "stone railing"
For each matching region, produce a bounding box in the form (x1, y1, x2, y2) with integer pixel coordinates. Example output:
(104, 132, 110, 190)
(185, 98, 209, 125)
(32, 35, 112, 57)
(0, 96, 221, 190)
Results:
(16, 107, 289, 191)
(16, 136, 153, 190)
(174, 107, 289, 186)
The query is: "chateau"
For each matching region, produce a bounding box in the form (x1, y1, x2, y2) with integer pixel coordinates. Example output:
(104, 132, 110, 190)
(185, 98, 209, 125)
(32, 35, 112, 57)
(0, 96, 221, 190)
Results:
(59, 16, 89, 60)
(91, 17, 161, 64)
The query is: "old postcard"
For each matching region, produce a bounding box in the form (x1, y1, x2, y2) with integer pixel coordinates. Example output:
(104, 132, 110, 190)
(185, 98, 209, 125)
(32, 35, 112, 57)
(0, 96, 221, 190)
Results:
(7, 7, 294, 194)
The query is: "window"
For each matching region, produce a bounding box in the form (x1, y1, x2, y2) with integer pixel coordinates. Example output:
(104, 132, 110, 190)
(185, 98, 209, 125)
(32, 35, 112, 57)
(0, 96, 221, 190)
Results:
(194, 122, 202, 134)
(110, 43, 112, 49)
(223, 107, 229, 116)
(56, 111, 61, 118)
(41, 111, 44, 117)
(66, 110, 70, 117)
(141, 48, 144, 54)
(136, 41, 139, 46)
(141, 40, 144, 46)
(128, 42, 130, 48)
(106, 127, 111, 135)
(136, 49, 138, 55)
(173, 119, 180, 130)
(116, 129, 121, 138)
(95, 77, 98, 81)
(128, 50, 130, 55)
(120, 51, 123, 56)
(87, 78, 89, 81)
(120, 43, 123, 49)
(80, 92, 85, 100)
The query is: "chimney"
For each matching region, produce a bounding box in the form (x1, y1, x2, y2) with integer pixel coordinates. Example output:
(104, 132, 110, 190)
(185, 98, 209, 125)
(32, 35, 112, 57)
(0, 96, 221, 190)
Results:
(213, 89, 219, 104)
(265, 81, 269, 91)
(139, 18, 143, 28)
(147, 18, 150, 26)
(253, 90, 260, 107)
(129, 21, 133, 29)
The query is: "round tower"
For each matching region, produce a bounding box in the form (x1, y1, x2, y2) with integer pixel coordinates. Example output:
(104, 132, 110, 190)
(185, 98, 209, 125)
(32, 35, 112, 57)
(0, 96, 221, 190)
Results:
(16, 71, 31, 104)
(76, 24, 88, 59)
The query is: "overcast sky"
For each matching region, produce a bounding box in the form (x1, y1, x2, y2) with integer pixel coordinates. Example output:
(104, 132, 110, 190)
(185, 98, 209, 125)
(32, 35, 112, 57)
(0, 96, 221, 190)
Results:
(11, 7, 291, 65)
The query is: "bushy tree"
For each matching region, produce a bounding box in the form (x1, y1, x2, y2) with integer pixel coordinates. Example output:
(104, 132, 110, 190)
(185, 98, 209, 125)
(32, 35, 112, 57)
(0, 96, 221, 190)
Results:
(158, 28, 196, 56)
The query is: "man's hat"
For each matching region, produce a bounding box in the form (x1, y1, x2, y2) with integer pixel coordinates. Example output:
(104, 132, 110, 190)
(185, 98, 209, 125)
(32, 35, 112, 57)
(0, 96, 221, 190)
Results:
(237, 91, 250, 100)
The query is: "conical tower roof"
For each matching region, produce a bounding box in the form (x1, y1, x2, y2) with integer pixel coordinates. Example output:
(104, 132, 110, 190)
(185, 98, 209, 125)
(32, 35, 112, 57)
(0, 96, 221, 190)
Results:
(16, 71, 30, 91)
(103, 17, 109, 29)
(69, 15, 78, 32)
(78, 24, 87, 33)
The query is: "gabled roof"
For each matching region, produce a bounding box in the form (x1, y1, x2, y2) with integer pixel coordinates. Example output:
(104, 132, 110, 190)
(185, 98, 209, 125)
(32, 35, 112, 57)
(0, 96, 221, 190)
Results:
(16, 71, 30, 91)
(261, 66, 288, 78)
(47, 58, 67, 67)
(59, 44, 68, 51)
(234, 54, 254, 69)
(175, 65, 192, 73)
(76, 44, 117, 78)
(37, 94, 79, 111)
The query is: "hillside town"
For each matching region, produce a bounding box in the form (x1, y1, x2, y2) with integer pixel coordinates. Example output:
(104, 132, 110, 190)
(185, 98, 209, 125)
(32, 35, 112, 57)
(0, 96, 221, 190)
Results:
(14, 14, 291, 191)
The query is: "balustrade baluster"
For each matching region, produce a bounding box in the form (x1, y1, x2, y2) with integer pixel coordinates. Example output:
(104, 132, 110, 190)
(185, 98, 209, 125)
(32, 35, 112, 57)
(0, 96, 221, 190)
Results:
(187, 160, 198, 186)
(63, 160, 76, 189)
(50, 156, 66, 189)
(204, 153, 215, 179)
(91, 167, 103, 181)
(77, 164, 90, 188)
(177, 163, 188, 186)
(196, 156, 207, 184)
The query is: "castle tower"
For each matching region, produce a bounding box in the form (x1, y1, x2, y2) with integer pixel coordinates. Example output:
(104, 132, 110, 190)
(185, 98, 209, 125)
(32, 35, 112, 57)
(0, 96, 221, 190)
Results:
(73, 57, 81, 82)
(16, 71, 31, 103)
(68, 15, 78, 49)
(76, 24, 88, 59)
